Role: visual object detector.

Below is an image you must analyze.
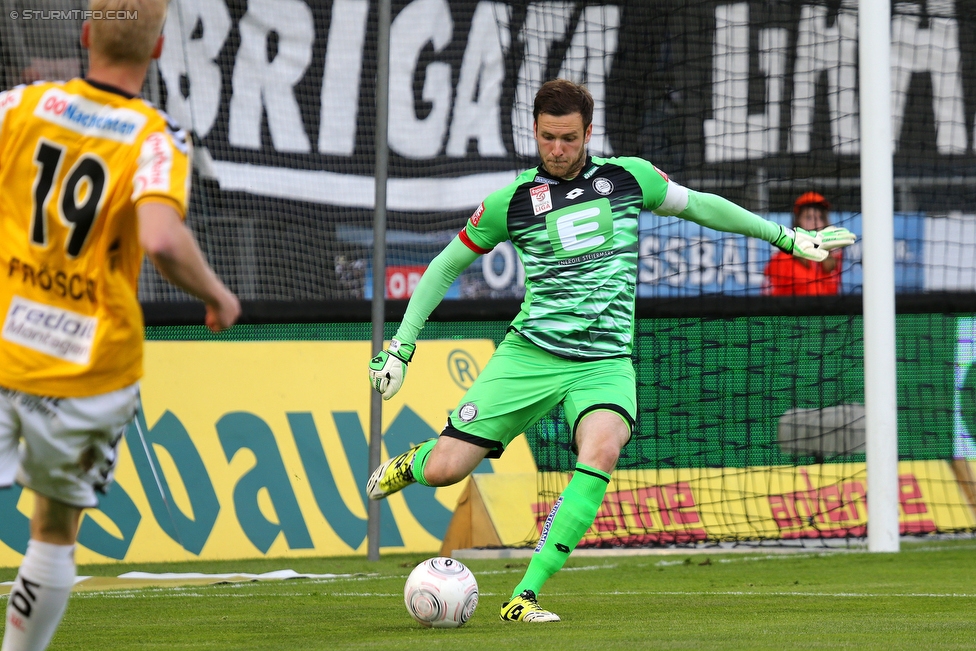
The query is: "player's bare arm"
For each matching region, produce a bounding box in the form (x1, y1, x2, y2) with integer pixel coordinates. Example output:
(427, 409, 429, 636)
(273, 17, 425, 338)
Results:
(137, 201, 240, 332)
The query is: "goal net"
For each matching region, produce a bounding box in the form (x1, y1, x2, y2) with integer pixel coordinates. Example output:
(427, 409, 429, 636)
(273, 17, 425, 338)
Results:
(4, 0, 973, 547)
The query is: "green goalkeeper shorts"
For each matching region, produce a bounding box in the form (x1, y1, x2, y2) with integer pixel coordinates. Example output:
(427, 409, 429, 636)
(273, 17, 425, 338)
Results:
(444, 331, 636, 457)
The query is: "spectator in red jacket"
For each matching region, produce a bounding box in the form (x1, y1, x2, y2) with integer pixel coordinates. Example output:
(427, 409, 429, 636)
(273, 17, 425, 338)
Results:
(763, 192, 843, 295)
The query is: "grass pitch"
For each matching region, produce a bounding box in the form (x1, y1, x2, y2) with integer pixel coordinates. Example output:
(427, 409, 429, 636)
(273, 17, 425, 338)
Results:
(1, 538, 974, 650)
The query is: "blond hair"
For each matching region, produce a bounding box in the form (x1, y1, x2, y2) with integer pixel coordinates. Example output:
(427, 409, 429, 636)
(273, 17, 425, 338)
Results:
(88, 0, 168, 64)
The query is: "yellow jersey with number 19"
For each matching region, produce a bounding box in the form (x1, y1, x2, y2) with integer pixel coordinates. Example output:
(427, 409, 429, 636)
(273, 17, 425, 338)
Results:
(0, 78, 191, 398)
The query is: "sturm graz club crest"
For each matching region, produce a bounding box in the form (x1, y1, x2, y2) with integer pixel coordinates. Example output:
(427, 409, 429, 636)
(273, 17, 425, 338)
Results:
(458, 402, 478, 422)
(592, 177, 613, 195)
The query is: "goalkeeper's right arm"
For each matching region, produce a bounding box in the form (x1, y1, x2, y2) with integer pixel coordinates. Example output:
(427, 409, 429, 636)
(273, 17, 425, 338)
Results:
(368, 236, 480, 400)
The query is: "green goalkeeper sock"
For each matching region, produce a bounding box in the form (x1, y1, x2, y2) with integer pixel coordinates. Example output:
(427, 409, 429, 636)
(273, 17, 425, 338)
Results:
(511, 463, 610, 598)
(411, 438, 438, 487)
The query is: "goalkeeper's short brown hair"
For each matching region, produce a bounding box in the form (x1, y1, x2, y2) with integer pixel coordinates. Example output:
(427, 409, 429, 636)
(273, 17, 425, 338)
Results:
(533, 79, 594, 131)
(89, 0, 168, 64)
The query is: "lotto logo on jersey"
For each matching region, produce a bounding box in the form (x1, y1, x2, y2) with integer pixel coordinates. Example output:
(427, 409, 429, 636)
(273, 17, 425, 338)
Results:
(530, 184, 553, 215)
(545, 199, 614, 262)
(3, 296, 97, 365)
(34, 88, 147, 144)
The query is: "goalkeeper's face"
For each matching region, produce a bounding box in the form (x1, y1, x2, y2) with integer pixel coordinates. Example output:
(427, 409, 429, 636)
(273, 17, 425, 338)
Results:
(534, 112, 592, 180)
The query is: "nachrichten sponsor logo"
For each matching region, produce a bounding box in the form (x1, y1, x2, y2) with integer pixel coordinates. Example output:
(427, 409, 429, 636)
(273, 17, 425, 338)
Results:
(34, 88, 147, 144)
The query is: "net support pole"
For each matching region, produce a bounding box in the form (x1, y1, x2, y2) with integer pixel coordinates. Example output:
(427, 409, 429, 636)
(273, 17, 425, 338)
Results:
(858, 0, 900, 552)
(368, 0, 393, 562)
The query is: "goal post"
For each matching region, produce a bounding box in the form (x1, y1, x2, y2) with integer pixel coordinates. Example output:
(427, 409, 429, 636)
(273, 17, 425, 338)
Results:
(859, 0, 900, 552)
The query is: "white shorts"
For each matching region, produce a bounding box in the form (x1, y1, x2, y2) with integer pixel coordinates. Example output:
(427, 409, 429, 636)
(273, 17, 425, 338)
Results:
(0, 382, 140, 508)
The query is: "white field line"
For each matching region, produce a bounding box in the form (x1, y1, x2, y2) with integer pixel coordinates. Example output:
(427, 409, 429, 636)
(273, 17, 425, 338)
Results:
(31, 588, 976, 601)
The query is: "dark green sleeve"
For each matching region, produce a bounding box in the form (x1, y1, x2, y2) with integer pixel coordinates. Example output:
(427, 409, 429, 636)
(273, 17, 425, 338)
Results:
(464, 173, 530, 251)
(610, 156, 670, 211)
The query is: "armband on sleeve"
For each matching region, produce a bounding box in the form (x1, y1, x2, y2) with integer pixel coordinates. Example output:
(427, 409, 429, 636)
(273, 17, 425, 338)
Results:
(652, 181, 690, 216)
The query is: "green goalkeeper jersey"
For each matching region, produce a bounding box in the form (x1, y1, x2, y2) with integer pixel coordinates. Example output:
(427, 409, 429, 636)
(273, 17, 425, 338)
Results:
(461, 155, 669, 359)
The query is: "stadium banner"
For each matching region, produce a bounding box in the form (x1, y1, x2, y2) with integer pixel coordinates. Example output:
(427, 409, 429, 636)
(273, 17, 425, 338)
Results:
(483, 462, 975, 547)
(133, 0, 976, 302)
(159, 0, 976, 207)
(0, 340, 538, 567)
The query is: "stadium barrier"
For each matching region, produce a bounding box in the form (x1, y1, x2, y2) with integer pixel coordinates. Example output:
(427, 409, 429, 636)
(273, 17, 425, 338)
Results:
(2, 305, 976, 566)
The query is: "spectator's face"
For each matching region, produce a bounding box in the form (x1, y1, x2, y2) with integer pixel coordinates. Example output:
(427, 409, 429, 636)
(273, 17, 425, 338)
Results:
(796, 206, 829, 231)
(534, 112, 592, 180)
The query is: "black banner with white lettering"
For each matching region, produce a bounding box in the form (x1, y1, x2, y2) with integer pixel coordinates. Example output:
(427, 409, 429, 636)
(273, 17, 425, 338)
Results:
(10, 0, 972, 301)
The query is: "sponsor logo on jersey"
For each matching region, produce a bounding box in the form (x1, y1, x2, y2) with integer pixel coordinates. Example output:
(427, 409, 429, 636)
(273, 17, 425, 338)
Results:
(535, 496, 563, 552)
(582, 165, 599, 179)
(545, 199, 615, 262)
(533, 175, 559, 185)
(592, 177, 614, 195)
(470, 202, 485, 227)
(34, 88, 147, 144)
(3, 296, 97, 365)
(458, 402, 478, 422)
(530, 184, 553, 215)
(0, 87, 23, 127)
(133, 132, 174, 197)
(653, 165, 669, 182)
(565, 188, 585, 200)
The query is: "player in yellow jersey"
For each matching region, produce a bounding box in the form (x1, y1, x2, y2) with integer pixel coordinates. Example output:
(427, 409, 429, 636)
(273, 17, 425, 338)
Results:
(0, 2, 240, 649)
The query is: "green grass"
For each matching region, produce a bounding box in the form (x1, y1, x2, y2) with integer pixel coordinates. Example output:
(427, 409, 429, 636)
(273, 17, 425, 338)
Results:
(3, 539, 976, 650)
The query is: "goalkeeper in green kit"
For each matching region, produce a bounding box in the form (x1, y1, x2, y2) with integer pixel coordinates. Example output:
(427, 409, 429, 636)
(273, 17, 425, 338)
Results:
(367, 79, 855, 622)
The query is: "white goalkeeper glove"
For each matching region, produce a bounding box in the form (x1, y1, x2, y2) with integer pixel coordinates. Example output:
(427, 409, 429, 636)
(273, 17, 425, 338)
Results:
(368, 339, 415, 400)
(774, 225, 856, 262)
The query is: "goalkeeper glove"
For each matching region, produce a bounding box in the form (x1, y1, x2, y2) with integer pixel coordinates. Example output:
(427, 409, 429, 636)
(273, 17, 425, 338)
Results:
(774, 225, 855, 262)
(368, 339, 415, 400)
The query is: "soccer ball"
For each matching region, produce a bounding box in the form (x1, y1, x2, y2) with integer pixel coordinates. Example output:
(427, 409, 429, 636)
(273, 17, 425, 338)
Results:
(403, 557, 479, 628)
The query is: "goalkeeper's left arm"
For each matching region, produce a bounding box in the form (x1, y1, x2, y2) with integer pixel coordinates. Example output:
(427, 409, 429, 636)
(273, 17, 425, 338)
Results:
(368, 236, 480, 399)
(654, 184, 855, 262)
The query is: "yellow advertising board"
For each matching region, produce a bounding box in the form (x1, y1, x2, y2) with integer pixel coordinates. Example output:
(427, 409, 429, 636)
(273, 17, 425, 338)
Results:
(0, 340, 537, 568)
